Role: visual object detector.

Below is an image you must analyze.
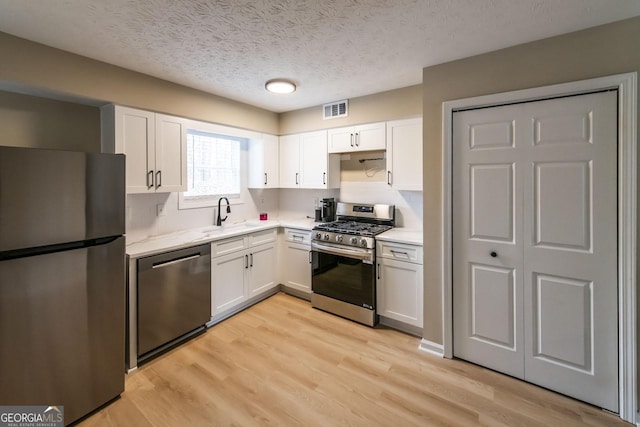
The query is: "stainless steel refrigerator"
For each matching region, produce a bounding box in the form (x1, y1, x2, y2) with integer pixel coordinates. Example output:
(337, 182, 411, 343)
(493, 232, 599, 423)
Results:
(0, 146, 126, 425)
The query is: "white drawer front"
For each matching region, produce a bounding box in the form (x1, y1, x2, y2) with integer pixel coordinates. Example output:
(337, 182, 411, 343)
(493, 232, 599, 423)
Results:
(212, 236, 247, 257)
(285, 228, 311, 244)
(377, 241, 423, 264)
(249, 228, 277, 247)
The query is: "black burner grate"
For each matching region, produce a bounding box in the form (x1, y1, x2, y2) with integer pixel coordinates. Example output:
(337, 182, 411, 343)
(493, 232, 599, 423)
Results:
(313, 220, 392, 237)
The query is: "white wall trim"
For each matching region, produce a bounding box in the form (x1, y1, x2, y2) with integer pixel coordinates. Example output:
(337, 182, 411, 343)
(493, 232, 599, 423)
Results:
(441, 72, 637, 423)
(419, 339, 445, 357)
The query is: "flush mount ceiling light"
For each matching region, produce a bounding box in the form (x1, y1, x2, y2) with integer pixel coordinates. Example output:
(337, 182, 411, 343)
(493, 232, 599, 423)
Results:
(265, 79, 296, 94)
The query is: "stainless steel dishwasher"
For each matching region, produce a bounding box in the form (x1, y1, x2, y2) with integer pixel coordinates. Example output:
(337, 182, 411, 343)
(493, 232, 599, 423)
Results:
(137, 243, 211, 362)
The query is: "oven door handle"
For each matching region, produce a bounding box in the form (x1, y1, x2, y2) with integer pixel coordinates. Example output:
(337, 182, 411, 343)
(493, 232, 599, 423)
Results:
(311, 242, 374, 263)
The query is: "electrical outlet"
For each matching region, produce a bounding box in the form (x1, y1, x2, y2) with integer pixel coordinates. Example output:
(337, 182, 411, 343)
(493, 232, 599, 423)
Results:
(156, 204, 165, 217)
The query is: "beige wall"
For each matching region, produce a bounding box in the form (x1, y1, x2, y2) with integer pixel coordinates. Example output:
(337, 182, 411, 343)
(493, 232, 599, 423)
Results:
(0, 32, 278, 145)
(0, 90, 100, 151)
(422, 17, 640, 344)
(280, 84, 422, 135)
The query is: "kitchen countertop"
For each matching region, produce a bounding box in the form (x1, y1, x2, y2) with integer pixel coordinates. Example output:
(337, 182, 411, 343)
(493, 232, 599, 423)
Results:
(278, 217, 318, 230)
(127, 220, 281, 259)
(377, 228, 423, 245)
(127, 218, 422, 258)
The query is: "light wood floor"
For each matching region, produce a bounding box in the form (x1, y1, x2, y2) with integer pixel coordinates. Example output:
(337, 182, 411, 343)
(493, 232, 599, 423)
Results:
(80, 292, 628, 427)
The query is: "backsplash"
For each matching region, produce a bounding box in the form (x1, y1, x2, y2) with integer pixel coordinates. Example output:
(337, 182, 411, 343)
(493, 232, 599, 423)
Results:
(126, 188, 279, 243)
(339, 181, 422, 228)
(126, 184, 422, 242)
(278, 188, 340, 220)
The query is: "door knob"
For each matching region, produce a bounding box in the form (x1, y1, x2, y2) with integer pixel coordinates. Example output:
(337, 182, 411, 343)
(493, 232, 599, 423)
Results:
(490, 251, 497, 258)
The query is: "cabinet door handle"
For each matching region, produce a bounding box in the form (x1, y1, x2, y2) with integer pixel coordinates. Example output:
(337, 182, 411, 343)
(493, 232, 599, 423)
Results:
(245, 254, 249, 269)
(377, 263, 381, 280)
(264, 173, 268, 185)
(387, 171, 392, 186)
(250, 253, 253, 267)
(309, 250, 312, 263)
(295, 172, 299, 185)
(355, 132, 360, 146)
(156, 170, 162, 189)
(350, 133, 354, 147)
(323, 172, 326, 185)
(147, 170, 154, 189)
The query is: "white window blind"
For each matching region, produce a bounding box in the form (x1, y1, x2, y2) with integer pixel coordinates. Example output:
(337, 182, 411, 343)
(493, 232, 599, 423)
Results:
(184, 130, 241, 198)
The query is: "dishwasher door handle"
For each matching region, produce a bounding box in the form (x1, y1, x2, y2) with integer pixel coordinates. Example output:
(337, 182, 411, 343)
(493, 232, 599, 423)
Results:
(151, 254, 201, 269)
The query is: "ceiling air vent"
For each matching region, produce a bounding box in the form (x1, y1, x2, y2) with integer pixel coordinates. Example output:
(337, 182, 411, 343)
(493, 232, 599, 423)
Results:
(323, 100, 348, 120)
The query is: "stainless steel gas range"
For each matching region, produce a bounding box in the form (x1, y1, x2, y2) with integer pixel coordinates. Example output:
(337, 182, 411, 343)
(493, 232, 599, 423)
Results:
(310, 202, 395, 326)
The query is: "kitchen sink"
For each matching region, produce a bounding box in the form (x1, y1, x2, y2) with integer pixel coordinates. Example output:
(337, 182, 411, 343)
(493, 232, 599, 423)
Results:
(196, 222, 264, 239)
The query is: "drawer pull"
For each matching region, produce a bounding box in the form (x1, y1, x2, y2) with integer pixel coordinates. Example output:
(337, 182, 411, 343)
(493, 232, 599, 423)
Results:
(390, 250, 409, 256)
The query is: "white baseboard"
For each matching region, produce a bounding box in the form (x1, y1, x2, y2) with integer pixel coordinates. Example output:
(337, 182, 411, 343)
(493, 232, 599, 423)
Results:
(419, 339, 444, 357)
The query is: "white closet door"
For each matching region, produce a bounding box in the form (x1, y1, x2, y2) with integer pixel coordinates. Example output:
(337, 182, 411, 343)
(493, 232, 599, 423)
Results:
(452, 103, 524, 378)
(453, 91, 618, 412)
(521, 92, 618, 411)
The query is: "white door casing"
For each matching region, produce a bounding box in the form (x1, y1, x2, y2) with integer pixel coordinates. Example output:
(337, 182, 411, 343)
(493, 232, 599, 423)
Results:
(453, 91, 618, 411)
(438, 73, 637, 422)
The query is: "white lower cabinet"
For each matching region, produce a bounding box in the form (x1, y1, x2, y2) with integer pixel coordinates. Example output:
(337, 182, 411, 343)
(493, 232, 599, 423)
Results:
(211, 229, 277, 318)
(211, 249, 247, 314)
(280, 228, 312, 296)
(376, 240, 423, 328)
(248, 244, 277, 297)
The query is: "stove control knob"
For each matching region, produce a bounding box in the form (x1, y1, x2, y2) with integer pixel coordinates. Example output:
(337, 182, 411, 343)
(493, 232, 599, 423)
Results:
(323, 233, 330, 241)
(315, 232, 322, 240)
(335, 235, 343, 243)
(349, 237, 358, 245)
(360, 239, 368, 248)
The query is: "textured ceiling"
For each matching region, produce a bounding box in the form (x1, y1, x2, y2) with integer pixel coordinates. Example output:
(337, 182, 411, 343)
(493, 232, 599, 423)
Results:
(0, 0, 639, 113)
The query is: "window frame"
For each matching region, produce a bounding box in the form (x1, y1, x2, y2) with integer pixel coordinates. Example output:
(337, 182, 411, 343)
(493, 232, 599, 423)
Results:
(178, 120, 261, 210)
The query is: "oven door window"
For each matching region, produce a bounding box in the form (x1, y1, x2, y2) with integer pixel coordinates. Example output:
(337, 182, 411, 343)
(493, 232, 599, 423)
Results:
(311, 250, 375, 308)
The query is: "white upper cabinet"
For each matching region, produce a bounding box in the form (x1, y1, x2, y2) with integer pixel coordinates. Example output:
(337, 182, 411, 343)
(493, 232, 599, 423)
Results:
(279, 134, 301, 188)
(279, 130, 340, 189)
(327, 122, 386, 153)
(386, 118, 422, 191)
(101, 105, 187, 193)
(248, 134, 279, 189)
(155, 114, 188, 193)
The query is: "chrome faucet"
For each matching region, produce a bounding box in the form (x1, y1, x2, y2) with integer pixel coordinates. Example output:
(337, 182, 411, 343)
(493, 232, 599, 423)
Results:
(216, 196, 231, 226)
